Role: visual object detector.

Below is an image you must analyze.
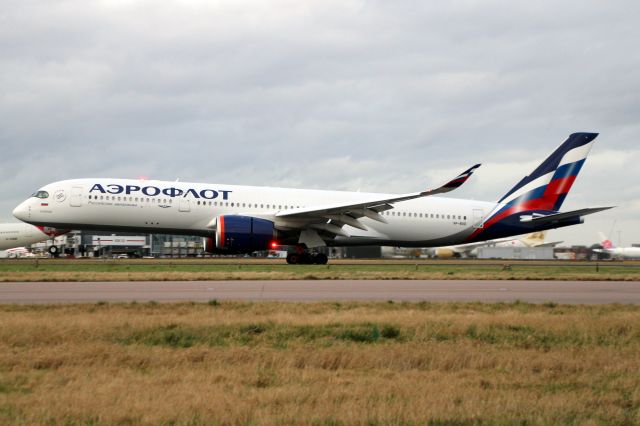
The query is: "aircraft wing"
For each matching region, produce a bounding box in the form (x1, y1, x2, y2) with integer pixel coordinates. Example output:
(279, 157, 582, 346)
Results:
(273, 164, 481, 244)
(275, 164, 480, 222)
(520, 207, 614, 226)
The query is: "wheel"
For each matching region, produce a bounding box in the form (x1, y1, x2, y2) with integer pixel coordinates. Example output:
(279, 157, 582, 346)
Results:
(314, 253, 328, 265)
(286, 253, 299, 264)
(300, 253, 314, 264)
(48, 245, 59, 257)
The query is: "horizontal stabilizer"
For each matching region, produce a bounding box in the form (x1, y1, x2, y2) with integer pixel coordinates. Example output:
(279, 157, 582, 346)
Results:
(520, 207, 614, 225)
(534, 241, 564, 247)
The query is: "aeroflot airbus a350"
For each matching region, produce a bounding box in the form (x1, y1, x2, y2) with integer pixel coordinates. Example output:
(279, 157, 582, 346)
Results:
(13, 132, 611, 264)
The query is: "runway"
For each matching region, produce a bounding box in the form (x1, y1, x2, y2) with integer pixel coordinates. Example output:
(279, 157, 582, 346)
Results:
(1, 280, 639, 304)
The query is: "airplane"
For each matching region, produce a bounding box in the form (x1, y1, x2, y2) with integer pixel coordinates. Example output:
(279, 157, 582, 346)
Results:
(593, 232, 640, 259)
(0, 246, 30, 259)
(431, 231, 563, 258)
(0, 222, 68, 253)
(12, 132, 612, 264)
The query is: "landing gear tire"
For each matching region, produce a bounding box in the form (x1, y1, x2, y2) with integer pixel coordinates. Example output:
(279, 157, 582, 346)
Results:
(48, 245, 59, 258)
(313, 253, 328, 265)
(286, 252, 328, 265)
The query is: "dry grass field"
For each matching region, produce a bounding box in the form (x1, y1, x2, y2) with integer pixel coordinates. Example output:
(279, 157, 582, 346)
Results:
(1, 258, 640, 282)
(1, 301, 639, 425)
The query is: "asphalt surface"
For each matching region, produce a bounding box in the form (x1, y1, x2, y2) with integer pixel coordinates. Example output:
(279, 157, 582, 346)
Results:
(1, 280, 639, 304)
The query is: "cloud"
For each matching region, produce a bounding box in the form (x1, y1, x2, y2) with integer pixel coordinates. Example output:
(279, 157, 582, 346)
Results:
(1, 0, 639, 245)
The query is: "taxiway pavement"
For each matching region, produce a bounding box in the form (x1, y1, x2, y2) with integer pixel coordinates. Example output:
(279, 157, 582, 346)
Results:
(1, 280, 639, 304)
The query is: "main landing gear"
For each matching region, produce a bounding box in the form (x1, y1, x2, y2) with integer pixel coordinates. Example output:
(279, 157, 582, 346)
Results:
(286, 248, 328, 265)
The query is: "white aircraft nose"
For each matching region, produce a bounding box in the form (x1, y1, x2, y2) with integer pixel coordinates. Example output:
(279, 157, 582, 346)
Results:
(12, 201, 29, 221)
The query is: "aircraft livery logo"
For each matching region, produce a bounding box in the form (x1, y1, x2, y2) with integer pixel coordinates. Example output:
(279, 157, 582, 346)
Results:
(89, 184, 232, 200)
(54, 190, 66, 202)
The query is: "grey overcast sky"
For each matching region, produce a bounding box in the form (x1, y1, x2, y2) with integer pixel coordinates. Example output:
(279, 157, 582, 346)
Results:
(1, 0, 639, 246)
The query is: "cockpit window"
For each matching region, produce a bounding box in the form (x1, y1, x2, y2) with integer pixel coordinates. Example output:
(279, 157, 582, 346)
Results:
(32, 190, 49, 199)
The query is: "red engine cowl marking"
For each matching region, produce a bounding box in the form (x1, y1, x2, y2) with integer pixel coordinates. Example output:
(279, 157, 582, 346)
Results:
(216, 216, 225, 249)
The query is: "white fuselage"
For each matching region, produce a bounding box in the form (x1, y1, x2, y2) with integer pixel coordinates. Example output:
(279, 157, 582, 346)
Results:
(0, 223, 56, 250)
(601, 247, 640, 259)
(12, 178, 500, 247)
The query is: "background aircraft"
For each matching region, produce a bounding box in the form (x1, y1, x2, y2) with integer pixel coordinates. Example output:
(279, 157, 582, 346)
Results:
(431, 231, 562, 258)
(0, 223, 68, 256)
(593, 232, 640, 259)
(12, 133, 611, 264)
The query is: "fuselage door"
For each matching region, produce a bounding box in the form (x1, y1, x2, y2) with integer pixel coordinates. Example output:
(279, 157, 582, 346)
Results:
(70, 186, 83, 207)
(179, 199, 190, 212)
(472, 208, 485, 229)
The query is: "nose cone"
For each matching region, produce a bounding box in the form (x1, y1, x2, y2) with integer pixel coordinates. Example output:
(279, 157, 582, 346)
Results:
(12, 201, 29, 222)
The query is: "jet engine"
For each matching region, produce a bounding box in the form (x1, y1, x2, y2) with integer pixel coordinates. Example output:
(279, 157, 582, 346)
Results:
(203, 215, 275, 254)
(434, 248, 460, 259)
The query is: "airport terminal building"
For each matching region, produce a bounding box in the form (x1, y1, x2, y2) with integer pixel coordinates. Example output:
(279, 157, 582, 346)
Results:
(30, 231, 204, 258)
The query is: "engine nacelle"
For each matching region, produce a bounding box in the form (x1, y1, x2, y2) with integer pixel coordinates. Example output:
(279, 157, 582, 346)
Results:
(435, 248, 459, 259)
(203, 237, 216, 253)
(205, 215, 275, 254)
